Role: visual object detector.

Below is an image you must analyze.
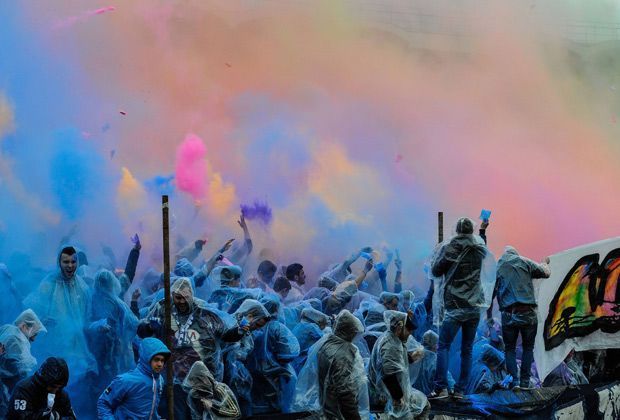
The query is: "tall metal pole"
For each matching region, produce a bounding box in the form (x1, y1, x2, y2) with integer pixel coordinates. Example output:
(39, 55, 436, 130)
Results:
(162, 195, 174, 420)
(438, 211, 444, 243)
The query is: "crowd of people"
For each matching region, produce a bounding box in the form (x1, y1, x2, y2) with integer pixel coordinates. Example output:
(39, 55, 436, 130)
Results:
(0, 214, 618, 419)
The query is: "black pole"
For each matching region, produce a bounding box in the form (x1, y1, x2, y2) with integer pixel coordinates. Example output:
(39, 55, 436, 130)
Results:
(438, 211, 444, 243)
(162, 195, 174, 420)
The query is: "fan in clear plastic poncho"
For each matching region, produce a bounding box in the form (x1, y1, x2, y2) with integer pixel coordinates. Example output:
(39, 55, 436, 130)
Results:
(223, 299, 270, 417)
(87, 269, 139, 389)
(429, 217, 496, 397)
(208, 265, 251, 313)
(368, 310, 429, 419)
(467, 344, 511, 394)
(365, 292, 400, 327)
(412, 330, 455, 396)
(146, 277, 242, 383)
(0, 309, 46, 417)
(293, 309, 369, 420)
(291, 308, 329, 373)
(247, 294, 300, 414)
(23, 246, 96, 383)
(183, 361, 242, 420)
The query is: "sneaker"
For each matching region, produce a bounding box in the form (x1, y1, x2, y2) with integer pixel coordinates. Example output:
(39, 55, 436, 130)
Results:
(451, 391, 465, 399)
(429, 389, 449, 399)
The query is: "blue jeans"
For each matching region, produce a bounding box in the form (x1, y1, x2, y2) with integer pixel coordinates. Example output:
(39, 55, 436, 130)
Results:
(434, 315, 479, 392)
(502, 311, 537, 387)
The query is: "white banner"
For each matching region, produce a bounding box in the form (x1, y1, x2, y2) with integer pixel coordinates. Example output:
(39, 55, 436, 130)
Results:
(534, 237, 620, 381)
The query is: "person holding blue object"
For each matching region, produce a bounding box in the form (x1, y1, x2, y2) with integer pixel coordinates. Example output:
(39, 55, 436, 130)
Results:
(97, 337, 170, 419)
(248, 295, 300, 414)
(469, 344, 511, 394)
(488, 246, 550, 389)
(291, 308, 329, 373)
(430, 218, 488, 399)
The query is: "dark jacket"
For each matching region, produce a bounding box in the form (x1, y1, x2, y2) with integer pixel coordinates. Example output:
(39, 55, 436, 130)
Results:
(432, 234, 487, 310)
(8, 357, 75, 419)
(495, 248, 550, 310)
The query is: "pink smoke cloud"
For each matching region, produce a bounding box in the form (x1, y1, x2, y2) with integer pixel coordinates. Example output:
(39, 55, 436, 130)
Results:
(175, 133, 207, 201)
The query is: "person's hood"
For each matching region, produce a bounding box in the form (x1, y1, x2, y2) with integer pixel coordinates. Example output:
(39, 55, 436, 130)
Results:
(182, 361, 215, 398)
(422, 330, 438, 350)
(333, 309, 364, 342)
(259, 293, 281, 316)
(14, 309, 47, 338)
(174, 258, 195, 277)
(138, 337, 170, 378)
(503, 246, 519, 256)
(303, 298, 322, 312)
(35, 357, 69, 388)
(210, 265, 243, 287)
(234, 299, 270, 326)
(94, 269, 121, 296)
(481, 344, 505, 369)
(318, 274, 337, 291)
(383, 310, 407, 333)
(300, 307, 329, 326)
(379, 292, 400, 306)
(171, 277, 194, 302)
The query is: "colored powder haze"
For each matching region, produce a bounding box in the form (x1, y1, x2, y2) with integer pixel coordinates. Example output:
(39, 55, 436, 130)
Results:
(1, 0, 620, 293)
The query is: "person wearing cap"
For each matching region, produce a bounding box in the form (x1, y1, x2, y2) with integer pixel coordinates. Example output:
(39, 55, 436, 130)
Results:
(97, 337, 171, 419)
(8, 357, 76, 419)
(430, 217, 488, 399)
(0, 310, 47, 417)
(369, 310, 429, 419)
(488, 246, 551, 390)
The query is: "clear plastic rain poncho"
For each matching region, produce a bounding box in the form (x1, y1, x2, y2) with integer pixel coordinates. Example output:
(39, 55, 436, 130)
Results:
(22, 246, 96, 380)
(467, 344, 509, 394)
(247, 295, 300, 414)
(430, 219, 497, 327)
(223, 299, 270, 417)
(182, 361, 242, 420)
(0, 310, 47, 417)
(292, 310, 370, 419)
(146, 277, 237, 383)
(0, 309, 46, 381)
(87, 269, 139, 381)
(368, 310, 428, 419)
(291, 308, 328, 373)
